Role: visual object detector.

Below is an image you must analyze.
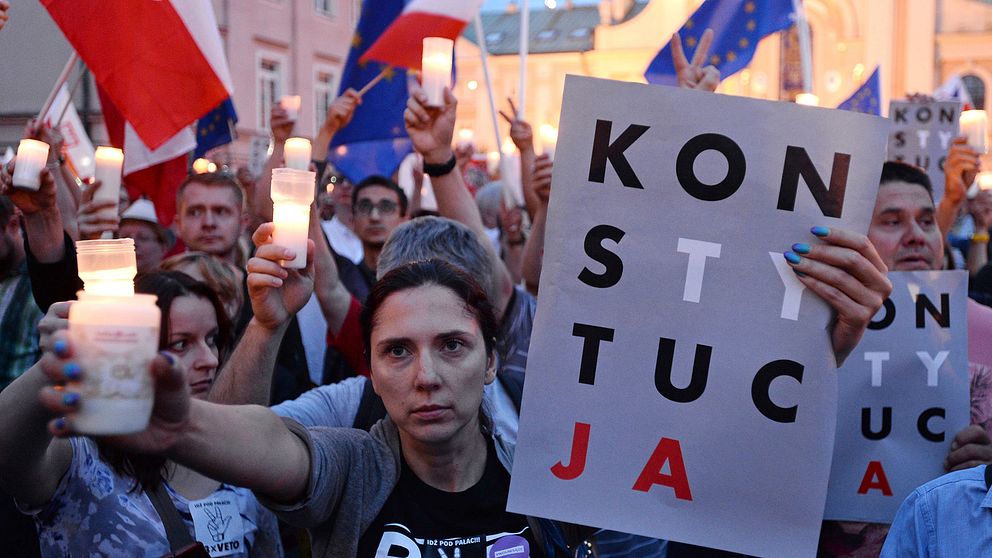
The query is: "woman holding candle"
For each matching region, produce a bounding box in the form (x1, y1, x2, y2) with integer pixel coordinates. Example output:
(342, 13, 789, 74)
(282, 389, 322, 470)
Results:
(0, 271, 283, 557)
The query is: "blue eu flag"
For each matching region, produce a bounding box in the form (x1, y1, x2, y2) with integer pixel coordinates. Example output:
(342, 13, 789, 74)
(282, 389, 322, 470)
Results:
(836, 66, 880, 115)
(194, 97, 237, 158)
(328, 0, 413, 183)
(645, 0, 794, 86)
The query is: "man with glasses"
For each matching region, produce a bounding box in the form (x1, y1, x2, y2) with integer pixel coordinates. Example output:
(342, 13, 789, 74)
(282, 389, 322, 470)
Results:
(348, 175, 409, 292)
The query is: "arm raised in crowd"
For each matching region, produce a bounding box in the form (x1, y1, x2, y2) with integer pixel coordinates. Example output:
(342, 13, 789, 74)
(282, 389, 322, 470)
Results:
(209, 223, 315, 406)
(403, 84, 514, 318)
(671, 28, 720, 92)
(522, 153, 553, 295)
(312, 89, 361, 168)
(309, 207, 351, 334)
(249, 105, 297, 229)
(499, 99, 539, 220)
(936, 137, 980, 238)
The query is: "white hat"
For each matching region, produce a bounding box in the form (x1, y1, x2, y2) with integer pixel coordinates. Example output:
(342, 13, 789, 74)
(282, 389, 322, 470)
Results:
(121, 198, 159, 224)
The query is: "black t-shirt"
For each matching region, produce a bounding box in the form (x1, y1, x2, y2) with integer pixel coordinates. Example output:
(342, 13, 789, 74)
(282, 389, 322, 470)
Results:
(357, 437, 537, 558)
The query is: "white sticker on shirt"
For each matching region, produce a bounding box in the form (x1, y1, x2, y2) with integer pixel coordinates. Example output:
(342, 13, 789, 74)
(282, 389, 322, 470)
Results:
(189, 495, 245, 557)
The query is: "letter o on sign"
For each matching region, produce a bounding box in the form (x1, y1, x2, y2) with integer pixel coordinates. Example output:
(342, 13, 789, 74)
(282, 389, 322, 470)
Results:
(676, 133, 747, 202)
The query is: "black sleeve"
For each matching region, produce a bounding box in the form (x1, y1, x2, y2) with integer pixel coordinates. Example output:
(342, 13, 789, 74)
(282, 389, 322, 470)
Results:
(23, 230, 82, 312)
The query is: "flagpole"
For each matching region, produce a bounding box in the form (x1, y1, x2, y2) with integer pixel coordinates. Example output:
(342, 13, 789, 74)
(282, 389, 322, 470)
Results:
(792, 0, 813, 94)
(54, 65, 87, 127)
(518, 0, 529, 118)
(473, 14, 517, 209)
(357, 67, 389, 98)
(38, 52, 80, 122)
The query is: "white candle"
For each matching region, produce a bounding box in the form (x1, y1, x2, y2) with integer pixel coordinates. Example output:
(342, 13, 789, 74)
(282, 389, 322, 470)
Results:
(12, 139, 50, 191)
(284, 137, 312, 171)
(978, 171, 992, 191)
(75, 238, 137, 297)
(93, 146, 124, 206)
(280, 95, 302, 121)
(422, 37, 453, 107)
(271, 168, 316, 268)
(539, 123, 558, 159)
(795, 93, 820, 107)
(961, 110, 988, 154)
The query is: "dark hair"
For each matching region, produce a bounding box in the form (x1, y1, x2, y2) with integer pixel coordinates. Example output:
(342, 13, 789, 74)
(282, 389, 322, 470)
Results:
(0, 195, 15, 224)
(880, 161, 933, 201)
(176, 171, 244, 211)
(361, 259, 498, 368)
(352, 174, 409, 216)
(100, 271, 232, 493)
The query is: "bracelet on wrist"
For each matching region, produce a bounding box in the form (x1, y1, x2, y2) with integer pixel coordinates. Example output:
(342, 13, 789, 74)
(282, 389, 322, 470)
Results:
(423, 153, 457, 177)
(972, 232, 990, 244)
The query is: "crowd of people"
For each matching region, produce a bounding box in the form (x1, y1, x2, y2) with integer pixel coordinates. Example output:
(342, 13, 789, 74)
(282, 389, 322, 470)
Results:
(1, 6, 991, 556)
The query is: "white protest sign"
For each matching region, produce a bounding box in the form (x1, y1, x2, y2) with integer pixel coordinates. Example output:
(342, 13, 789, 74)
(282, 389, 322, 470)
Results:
(887, 101, 961, 203)
(189, 495, 246, 557)
(507, 75, 889, 557)
(824, 271, 969, 522)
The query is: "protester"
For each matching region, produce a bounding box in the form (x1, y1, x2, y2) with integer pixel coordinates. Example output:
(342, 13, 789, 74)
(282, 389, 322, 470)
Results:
(0, 271, 283, 557)
(120, 198, 173, 274)
(173, 171, 249, 270)
(40, 259, 596, 557)
(816, 161, 992, 557)
(0, 195, 42, 390)
(161, 251, 244, 325)
(880, 464, 992, 556)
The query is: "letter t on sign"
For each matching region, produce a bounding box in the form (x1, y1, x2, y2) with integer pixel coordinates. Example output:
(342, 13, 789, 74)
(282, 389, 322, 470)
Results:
(677, 238, 721, 303)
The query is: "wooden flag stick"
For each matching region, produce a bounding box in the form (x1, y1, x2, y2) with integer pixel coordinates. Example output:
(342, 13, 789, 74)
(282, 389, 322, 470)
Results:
(357, 67, 389, 97)
(54, 64, 86, 127)
(38, 52, 79, 122)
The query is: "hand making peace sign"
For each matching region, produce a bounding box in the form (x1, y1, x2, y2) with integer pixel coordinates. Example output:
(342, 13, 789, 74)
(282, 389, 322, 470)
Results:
(670, 28, 721, 93)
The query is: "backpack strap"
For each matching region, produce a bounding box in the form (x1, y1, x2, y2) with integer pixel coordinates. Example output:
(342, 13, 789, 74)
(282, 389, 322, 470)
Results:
(147, 482, 196, 553)
(353, 377, 388, 431)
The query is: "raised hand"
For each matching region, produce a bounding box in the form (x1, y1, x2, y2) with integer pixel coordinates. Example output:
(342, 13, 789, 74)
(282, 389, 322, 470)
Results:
(247, 223, 315, 330)
(270, 104, 295, 144)
(531, 153, 553, 204)
(38, 301, 72, 354)
(783, 226, 893, 366)
(403, 82, 456, 164)
(76, 180, 120, 239)
(321, 88, 361, 134)
(499, 98, 534, 153)
(944, 424, 992, 472)
(671, 28, 720, 92)
(0, 159, 58, 215)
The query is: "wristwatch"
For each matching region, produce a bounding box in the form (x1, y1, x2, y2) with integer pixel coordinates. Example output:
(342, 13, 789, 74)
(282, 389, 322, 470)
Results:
(423, 153, 457, 177)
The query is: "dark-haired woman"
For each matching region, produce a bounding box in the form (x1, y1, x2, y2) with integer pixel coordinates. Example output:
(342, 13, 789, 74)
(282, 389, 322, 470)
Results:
(35, 260, 587, 557)
(0, 271, 283, 557)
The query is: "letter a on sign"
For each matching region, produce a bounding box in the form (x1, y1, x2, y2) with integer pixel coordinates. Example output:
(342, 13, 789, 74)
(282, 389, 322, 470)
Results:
(857, 461, 893, 496)
(632, 438, 693, 501)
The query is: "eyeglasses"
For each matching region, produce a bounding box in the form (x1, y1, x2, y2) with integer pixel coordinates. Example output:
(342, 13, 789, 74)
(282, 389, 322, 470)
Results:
(354, 198, 399, 216)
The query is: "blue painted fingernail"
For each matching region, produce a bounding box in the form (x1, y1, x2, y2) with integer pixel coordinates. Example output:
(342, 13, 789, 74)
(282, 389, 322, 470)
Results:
(53, 417, 66, 431)
(64, 362, 81, 380)
(792, 243, 811, 255)
(811, 226, 829, 237)
(63, 393, 79, 407)
(794, 270, 807, 277)
(784, 251, 802, 265)
(53, 340, 68, 357)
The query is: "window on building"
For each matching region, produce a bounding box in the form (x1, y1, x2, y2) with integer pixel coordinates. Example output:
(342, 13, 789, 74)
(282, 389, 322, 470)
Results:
(315, 0, 334, 17)
(963, 74, 986, 110)
(258, 57, 282, 130)
(315, 69, 339, 133)
(536, 29, 558, 42)
(569, 27, 591, 39)
(486, 32, 505, 46)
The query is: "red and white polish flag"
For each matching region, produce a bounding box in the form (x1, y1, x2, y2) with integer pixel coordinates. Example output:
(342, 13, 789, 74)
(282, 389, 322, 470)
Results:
(361, 0, 485, 70)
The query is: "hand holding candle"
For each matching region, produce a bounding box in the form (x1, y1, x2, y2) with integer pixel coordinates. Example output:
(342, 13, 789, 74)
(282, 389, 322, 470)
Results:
(12, 139, 50, 190)
(422, 37, 454, 107)
(270, 168, 315, 268)
(284, 137, 312, 171)
(961, 110, 989, 154)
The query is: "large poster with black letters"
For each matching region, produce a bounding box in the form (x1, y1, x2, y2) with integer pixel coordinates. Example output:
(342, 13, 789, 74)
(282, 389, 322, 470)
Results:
(824, 271, 969, 522)
(887, 100, 961, 203)
(507, 76, 890, 557)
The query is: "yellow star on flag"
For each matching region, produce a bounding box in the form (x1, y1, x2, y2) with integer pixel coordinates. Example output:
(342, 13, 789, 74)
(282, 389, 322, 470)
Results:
(739, 37, 749, 48)
(726, 51, 737, 62)
(358, 59, 368, 69)
(685, 19, 694, 29)
(744, 1, 755, 13)
(710, 54, 721, 65)
(381, 65, 395, 81)
(686, 36, 697, 47)
(746, 20, 756, 32)
(352, 32, 362, 49)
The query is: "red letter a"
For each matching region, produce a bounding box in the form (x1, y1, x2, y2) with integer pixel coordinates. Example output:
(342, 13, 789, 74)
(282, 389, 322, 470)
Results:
(857, 461, 893, 496)
(551, 422, 591, 480)
(632, 437, 693, 501)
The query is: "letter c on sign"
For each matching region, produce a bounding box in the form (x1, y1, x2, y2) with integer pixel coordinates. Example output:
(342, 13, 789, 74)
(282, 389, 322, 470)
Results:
(751, 360, 804, 424)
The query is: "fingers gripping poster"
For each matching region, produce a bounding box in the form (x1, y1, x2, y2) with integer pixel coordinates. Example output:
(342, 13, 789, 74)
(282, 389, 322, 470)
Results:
(507, 76, 889, 557)
(825, 271, 970, 523)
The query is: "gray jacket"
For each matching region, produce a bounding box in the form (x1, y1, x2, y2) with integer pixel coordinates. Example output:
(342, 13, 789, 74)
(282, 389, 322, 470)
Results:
(262, 416, 585, 558)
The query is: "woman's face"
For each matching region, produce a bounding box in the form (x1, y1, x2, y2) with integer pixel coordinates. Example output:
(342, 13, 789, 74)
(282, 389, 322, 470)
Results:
(164, 295, 220, 400)
(369, 284, 495, 447)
